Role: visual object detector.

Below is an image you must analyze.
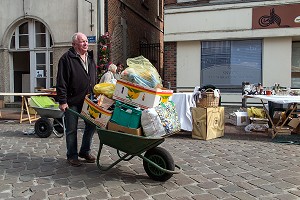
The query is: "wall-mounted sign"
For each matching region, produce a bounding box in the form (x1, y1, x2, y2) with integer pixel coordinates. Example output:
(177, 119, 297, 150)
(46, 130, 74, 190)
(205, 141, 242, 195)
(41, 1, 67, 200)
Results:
(252, 4, 300, 29)
(87, 36, 96, 43)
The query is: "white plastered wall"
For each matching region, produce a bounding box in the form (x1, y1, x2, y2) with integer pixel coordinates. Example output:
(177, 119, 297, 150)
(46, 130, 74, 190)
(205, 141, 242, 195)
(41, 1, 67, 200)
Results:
(263, 37, 292, 87)
(176, 41, 201, 91)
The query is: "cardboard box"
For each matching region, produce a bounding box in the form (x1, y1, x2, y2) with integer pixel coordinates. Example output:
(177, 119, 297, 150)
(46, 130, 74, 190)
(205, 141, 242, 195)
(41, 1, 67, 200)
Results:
(228, 112, 249, 126)
(191, 107, 224, 140)
(107, 121, 143, 136)
(81, 96, 113, 128)
(288, 118, 300, 128)
(113, 79, 173, 109)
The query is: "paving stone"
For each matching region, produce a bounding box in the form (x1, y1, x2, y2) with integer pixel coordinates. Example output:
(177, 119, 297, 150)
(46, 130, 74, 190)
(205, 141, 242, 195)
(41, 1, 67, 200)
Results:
(29, 190, 47, 200)
(289, 189, 300, 197)
(152, 194, 172, 200)
(107, 186, 126, 198)
(192, 193, 219, 200)
(129, 190, 149, 200)
(197, 181, 219, 189)
(65, 189, 90, 198)
(221, 184, 244, 193)
(144, 185, 166, 195)
(48, 186, 69, 195)
(207, 188, 231, 199)
(86, 191, 109, 200)
(247, 178, 270, 186)
(231, 191, 257, 200)
(184, 185, 205, 195)
(274, 193, 299, 200)
(246, 188, 271, 197)
(273, 181, 297, 190)
(0, 192, 11, 199)
(167, 188, 192, 198)
(258, 184, 284, 194)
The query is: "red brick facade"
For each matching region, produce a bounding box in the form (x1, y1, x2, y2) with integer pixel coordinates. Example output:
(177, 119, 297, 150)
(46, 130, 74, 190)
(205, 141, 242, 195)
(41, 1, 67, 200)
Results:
(106, 0, 163, 75)
(163, 42, 177, 89)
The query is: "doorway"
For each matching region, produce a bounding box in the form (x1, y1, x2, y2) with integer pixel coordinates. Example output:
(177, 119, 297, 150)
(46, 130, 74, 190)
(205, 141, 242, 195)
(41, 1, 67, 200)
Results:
(9, 19, 53, 101)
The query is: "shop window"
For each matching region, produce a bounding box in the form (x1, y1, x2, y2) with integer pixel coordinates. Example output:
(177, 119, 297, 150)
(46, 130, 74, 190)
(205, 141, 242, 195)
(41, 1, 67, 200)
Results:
(292, 42, 300, 88)
(201, 39, 262, 92)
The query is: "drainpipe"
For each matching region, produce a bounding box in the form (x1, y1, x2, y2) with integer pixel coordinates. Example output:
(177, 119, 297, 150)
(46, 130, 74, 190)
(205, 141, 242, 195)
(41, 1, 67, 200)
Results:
(97, 0, 101, 38)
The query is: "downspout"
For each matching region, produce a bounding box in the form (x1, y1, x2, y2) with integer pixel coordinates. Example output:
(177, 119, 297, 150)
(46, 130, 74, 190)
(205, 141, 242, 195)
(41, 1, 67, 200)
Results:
(97, 0, 101, 39)
(105, 0, 108, 32)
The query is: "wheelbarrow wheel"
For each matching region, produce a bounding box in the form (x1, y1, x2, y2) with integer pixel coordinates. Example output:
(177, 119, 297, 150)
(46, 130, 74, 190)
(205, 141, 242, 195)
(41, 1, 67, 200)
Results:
(35, 117, 53, 138)
(143, 147, 175, 182)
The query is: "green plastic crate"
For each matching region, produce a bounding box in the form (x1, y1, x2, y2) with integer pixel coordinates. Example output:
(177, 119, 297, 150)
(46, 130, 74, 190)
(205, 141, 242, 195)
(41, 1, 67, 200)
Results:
(30, 96, 58, 108)
(110, 101, 142, 129)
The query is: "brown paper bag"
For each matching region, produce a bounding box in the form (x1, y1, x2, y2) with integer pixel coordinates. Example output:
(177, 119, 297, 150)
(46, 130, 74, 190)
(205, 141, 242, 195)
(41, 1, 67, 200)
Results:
(191, 107, 225, 140)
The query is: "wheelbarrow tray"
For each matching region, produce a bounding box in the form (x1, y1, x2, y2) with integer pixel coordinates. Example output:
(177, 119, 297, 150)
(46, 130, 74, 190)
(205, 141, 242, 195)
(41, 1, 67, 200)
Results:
(97, 128, 165, 155)
(31, 106, 64, 119)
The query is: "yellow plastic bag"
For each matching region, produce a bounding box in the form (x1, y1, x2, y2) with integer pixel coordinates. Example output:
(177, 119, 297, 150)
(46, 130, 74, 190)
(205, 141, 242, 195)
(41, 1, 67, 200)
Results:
(247, 107, 266, 118)
(121, 55, 162, 88)
(93, 83, 115, 98)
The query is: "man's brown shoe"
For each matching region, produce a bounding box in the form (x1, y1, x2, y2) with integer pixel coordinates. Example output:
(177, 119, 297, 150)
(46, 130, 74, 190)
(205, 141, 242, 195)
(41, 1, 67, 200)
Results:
(79, 154, 96, 163)
(67, 159, 82, 167)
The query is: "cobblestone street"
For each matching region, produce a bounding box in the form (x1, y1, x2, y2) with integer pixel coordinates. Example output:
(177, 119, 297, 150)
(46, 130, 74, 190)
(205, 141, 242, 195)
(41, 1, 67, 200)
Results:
(0, 107, 300, 199)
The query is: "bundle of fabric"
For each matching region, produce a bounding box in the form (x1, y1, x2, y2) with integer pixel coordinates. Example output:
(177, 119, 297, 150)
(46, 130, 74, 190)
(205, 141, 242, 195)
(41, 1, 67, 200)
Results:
(121, 55, 162, 89)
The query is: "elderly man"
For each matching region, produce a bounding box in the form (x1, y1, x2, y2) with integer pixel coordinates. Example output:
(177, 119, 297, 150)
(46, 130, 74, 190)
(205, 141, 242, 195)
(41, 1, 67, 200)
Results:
(56, 32, 97, 167)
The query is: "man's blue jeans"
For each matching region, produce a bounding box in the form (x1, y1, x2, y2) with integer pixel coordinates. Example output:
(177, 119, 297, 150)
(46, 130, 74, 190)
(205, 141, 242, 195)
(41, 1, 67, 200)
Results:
(65, 105, 96, 160)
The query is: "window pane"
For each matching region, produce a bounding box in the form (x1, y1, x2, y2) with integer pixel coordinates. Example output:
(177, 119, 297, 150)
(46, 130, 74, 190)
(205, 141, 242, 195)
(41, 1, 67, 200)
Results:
(36, 78, 46, 88)
(35, 21, 46, 33)
(10, 34, 15, 49)
(50, 35, 53, 47)
(292, 42, 300, 88)
(201, 39, 262, 90)
(230, 40, 262, 85)
(19, 35, 29, 48)
(36, 53, 46, 64)
(36, 34, 46, 47)
(19, 23, 28, 34)
(50, 52, 53, 64)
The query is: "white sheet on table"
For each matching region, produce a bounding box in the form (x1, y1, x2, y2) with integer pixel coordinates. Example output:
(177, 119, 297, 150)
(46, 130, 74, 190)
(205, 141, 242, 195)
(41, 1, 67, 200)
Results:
(245, 95, 300, 104)
(170, 93, 195, 131)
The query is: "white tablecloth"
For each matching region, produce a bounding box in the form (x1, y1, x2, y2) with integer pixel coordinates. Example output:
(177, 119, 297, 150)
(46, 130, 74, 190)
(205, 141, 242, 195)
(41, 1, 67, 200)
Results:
(245, 95, 300, 104)
(170, 93, 195, 131)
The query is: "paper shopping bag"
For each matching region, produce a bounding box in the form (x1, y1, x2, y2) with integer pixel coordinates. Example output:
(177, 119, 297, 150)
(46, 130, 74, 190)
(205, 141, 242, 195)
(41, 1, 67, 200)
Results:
(191, 107, 224, 140)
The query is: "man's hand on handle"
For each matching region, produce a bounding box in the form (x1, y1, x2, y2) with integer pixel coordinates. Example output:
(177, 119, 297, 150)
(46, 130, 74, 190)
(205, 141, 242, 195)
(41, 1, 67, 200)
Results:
(59, 103, 69, 112)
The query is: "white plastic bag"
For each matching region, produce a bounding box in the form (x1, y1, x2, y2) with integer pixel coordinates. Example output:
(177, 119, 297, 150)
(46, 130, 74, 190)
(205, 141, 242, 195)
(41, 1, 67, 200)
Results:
(141, 108, 166, 137)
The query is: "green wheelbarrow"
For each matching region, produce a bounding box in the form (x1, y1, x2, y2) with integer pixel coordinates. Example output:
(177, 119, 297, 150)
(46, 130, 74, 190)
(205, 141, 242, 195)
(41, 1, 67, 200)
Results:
(68, 108, 181, 181)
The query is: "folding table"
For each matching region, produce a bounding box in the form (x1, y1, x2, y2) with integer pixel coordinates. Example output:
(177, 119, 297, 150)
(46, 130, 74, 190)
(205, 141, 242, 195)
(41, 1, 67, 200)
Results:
(0, 92, 50, 123)
(244, 95, 300, 138)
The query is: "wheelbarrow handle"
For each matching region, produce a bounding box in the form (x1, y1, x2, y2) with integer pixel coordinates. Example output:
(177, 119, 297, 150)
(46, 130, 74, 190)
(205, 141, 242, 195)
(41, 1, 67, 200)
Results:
(139, 154, 182, 174)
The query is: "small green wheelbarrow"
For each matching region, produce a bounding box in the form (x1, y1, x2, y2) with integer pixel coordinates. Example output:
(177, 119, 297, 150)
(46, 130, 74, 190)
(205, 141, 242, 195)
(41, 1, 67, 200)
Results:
(68, 108, 181, 182)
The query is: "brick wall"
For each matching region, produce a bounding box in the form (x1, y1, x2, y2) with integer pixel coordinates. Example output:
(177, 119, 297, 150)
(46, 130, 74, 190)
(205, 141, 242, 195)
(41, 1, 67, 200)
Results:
(107, 0, 163, 70)
(163, 42, 177, 89)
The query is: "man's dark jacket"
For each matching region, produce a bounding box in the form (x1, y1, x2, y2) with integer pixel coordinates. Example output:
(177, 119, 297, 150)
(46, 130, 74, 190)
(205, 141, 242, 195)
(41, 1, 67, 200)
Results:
(56, 47, 97, 108)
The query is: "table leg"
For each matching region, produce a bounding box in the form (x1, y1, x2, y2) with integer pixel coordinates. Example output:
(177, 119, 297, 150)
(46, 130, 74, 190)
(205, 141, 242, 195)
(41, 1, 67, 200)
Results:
(261, 100, 297, 139)
(20, 96, 39, 123)
(260, 99, 276, 137)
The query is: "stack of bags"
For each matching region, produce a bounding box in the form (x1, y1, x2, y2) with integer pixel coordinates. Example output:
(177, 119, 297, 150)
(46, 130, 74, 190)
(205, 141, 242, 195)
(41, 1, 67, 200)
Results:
(81, 56, 181, 137)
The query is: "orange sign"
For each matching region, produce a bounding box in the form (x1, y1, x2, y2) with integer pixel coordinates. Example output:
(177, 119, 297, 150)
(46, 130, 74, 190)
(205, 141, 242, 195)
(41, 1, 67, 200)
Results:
(252, 4, 300, 29)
